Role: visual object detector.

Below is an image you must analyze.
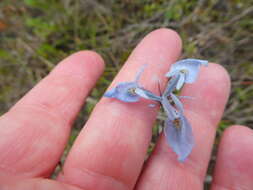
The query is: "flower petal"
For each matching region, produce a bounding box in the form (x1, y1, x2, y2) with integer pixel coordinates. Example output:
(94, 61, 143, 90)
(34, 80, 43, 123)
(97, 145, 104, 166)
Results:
(104, 82, 140, 102)
(104, 88, 117, 98)
(161, 98, 179, 120)
(164, 115, 194, 162)
(170, 93, 184, 113)
(166, 58, 208, 84)
(104, 65, 149, 103)
(176, 72, 186, 90)
(162, 74, 180, 97)
(178, 58, 208, 66)
(165, 70, 179, 78)
(135, 87, 162, 102)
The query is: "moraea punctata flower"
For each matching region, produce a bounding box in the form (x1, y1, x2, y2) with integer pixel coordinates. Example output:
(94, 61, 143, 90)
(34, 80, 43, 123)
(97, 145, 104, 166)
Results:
(104, 58, 208, 162)
(166, 59, 208, 90)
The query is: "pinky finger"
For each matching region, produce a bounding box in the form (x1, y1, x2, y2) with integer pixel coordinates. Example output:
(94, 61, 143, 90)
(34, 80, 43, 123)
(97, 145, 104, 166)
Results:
(211, 125, 253, 190)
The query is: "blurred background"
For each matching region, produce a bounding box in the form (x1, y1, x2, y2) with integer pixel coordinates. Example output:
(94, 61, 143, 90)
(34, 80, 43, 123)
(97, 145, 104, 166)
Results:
(0, 0, 252, 188)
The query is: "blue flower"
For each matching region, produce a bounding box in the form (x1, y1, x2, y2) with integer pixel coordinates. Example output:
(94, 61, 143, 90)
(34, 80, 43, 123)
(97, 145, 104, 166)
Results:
(104, 58, 208, 162)
(104, 65, 147, 102)
(166, 58, 208, 90)
(164, 114, 194, 162)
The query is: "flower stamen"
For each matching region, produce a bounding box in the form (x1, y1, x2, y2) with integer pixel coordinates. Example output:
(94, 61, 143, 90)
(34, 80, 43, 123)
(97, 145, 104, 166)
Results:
(128, 88, 137, 95)
(173, 118, 181, 130)
(180, 69, 188, 74)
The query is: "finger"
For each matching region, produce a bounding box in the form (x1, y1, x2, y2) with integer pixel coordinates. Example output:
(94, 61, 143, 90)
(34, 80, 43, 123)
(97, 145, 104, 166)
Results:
(58, 29, 182, 190)
(211, 125, 253, 190)
(0, 176, 81, 190)
(135, 63, 230, 190)
(0, 51, 104, 177)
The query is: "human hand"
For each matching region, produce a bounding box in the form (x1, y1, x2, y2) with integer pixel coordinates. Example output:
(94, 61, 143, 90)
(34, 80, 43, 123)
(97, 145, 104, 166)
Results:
(0, 29, 252, 190)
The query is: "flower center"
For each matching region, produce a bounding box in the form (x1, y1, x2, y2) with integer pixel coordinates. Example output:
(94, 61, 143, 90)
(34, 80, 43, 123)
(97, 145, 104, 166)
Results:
(180, 69, 188, 74)
(167, 96, 175, 106)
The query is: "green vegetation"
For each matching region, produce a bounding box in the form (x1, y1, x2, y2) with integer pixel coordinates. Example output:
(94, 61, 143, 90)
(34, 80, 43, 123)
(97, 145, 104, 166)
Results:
(0, 0, 252, 188)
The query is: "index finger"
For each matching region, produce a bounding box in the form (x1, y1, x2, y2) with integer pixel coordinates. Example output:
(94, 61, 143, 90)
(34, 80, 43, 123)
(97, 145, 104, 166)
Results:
(58, 29, 182, 190)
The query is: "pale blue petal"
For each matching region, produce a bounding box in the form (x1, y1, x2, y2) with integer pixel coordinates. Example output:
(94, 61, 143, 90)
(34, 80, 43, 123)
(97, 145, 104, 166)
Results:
(165, 70, 179, 78)
(161, 98, 179, 120)
(104, 82, 140, 102)
(135, 87, 162, 102)
(176, 72, 185, 90)
(178, 58, 208, 66)
(166, 58, 208, 84)
(164, 115, 194, 162)
(104, 88, 117, 98)
(163, 74, 180, 97)
(171, 93, 184, 113)
(184, 67, 199, 83)
(104, 65, 148, 103)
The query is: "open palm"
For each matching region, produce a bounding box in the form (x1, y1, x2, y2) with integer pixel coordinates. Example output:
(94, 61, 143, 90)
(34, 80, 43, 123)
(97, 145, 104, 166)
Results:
(0, 29, 252, 190)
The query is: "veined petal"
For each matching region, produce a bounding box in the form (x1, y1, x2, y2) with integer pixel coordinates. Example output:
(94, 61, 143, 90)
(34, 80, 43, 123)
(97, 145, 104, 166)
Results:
(135, 87, 162, 102)
(176, 72, 186, 90)
(104, 88, 117, 98)
(170, 93, 184, 113)
(161, 98, 179, 120)
(165, 70, 179, 78)
(103, 65, 148, 103)
(166, 58, 208, 84)
(163, 74, 180, 97)
(178, 58, 208, 66)
(103, 82, 140, 102)
(164, 115, 194, 162)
